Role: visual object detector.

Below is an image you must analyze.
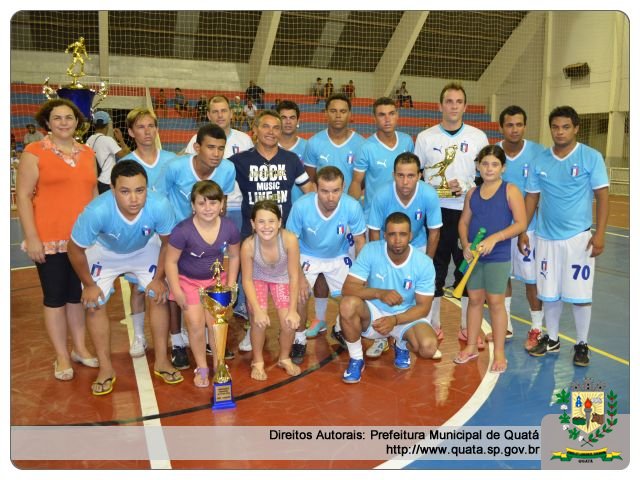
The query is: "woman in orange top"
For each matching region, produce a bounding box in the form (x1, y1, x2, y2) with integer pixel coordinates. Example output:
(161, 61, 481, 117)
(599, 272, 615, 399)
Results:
(16, 99, 98, 381)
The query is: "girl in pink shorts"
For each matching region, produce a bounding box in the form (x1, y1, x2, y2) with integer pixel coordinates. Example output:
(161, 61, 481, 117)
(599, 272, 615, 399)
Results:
(165, 180, 240, 387)
(240, 200, 301, 381)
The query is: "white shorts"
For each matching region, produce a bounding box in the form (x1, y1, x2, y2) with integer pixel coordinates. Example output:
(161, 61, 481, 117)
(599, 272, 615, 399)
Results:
(85, 239, 161, 306)
(361, 300, 433, 343)
(511, 230, 537, 284)
(300, 253, 353, 297)
(536, 231, 595, 304)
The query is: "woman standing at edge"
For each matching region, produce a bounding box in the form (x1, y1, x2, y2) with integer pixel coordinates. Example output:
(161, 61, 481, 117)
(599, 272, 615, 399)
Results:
(16, 98, 99, 381)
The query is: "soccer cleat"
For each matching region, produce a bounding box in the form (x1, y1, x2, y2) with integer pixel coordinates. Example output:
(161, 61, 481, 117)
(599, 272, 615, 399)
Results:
(224, 348, 235, 360)
(238, 328, 252, 352)
(342, 358, 365, 384)
(306, 319, 328, 338)
(331, 325, 347, 348)
(290, 342, 306, 365)
(365, 338, 389, 358)
(523, 328, 542, 352)
(171, 346, 190, 370)
(394, 344, 411, 370)
(129, 336, 147, 358)
(573, 342, 590, 366)
(206, 343, 213, 356)
(528, 334, 560, 357)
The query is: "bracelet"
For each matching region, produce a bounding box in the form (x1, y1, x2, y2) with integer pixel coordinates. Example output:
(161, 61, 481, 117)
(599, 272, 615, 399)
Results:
(393, 315, 398, 326)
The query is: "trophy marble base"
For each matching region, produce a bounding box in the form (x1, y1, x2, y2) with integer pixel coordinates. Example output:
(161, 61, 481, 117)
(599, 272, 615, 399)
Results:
(212, 380, 236, 410)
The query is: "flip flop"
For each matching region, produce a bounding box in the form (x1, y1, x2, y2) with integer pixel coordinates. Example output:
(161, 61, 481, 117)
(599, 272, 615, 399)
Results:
(490, 360, 508, 374)
(154, 369, 184, 384)
(453, 351, 479, 365)
(91, 376, 116, 396)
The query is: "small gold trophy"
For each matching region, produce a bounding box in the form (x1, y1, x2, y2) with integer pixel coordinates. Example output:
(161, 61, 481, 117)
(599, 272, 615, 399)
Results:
(425, 144, 458, 198)
(42, 37, 108, 142)
(199, 259, 238, 410)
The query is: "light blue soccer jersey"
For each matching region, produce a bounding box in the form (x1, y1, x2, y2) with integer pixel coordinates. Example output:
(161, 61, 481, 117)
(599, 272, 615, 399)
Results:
(121, 149, 177, 193)
(71, 190, 176, 254)
(348, 241, 435, 314)
(286, 193, 366, 258)
(303, 130, 365, 192)
(353, 131, 414, 215)
(283, 137, 308, 203)
(163, 154, 236, 221)
(526, 143, 609, 241)
(500, 140, 545, 231)
(367, 180, 442, 248)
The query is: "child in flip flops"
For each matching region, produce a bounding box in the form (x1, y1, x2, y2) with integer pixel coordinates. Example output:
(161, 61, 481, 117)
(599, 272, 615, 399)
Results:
(456, 145, 527, 373)
(240, 200, 302, 381)
(165, 180, 240, 387)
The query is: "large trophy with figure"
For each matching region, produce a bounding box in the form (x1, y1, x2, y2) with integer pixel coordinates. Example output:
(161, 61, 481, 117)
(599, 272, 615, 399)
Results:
(42, 37, 108, 141)
(425, 144, 458, 198)
(199, 260, 238, 410)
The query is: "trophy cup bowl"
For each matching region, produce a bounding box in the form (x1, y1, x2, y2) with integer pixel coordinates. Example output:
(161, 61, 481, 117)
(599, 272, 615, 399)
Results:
(200, 275, 238, 410)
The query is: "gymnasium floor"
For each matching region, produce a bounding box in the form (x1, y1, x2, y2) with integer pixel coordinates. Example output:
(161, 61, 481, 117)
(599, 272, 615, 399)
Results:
(8, 196, 630, 471)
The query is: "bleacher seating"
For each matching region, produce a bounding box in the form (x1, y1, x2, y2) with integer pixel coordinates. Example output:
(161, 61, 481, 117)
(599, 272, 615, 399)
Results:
(11, 83, 502, 155)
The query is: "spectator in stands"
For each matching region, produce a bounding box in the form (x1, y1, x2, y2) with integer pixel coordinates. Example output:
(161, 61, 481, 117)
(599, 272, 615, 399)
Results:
(23, 123, 44, 146)
(396, 81, 413, 108)
(271, 98, 281, 111)
(86, 111, 130, 194)
(174, 87, 189, 116)
(16, 98, 98, 383)
(324, 77, 334, 100)
(243, 99, 258, 130)
(312, 77, 324, 103)
(245, 80, 265, 109)
(196, 95, 208, 123)
(343, 80, 356, 99)
(230, 95, 245, 130)
(154, 88, 167, 112)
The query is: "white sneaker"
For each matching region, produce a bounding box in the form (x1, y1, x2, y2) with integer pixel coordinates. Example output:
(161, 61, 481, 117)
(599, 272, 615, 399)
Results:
(129, 336, 147, 358)
(365, 338, 389, 358)
(238, 328, 252, 352)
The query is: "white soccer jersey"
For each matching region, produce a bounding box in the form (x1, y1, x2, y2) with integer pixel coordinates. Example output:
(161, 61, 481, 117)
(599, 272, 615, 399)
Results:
(414, 123, 488, 210)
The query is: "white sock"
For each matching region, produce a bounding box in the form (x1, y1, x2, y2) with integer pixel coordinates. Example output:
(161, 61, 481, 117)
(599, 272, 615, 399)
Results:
(572, 304, 592, 344)
(530, 309, 544, 330)
(295, 331, 307, 345)
(505, 296, 513, 332)
(314, 297, 328, 322)
(335, 315, 342, 333)
(543, 300, 563, 341)
(171, 333, 185, 348)
(395, 337, 407, 350)
(460, 296, 469, 329)
(429, 297, 441, 329)
(346, 339, 363, 360)
(131, 312, 145, 338)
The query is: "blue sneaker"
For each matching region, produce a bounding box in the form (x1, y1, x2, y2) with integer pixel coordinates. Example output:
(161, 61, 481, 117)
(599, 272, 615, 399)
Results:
(306, 319, 327, 338)
(342, 358, 365, 384)
(394, 344, 411, 370)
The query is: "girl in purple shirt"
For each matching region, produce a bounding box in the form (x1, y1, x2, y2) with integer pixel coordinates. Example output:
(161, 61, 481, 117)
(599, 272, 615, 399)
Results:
(166, 180, 240, 388)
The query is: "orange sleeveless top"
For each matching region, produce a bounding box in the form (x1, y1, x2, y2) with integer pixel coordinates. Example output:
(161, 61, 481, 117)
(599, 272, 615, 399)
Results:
(25, 137, 96, 249)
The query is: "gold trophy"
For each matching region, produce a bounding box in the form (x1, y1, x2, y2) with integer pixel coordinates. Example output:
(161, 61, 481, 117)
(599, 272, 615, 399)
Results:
(42, 37, 108, 142)
(199, 259, 238, 410)
(425, 144, 458, 198)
